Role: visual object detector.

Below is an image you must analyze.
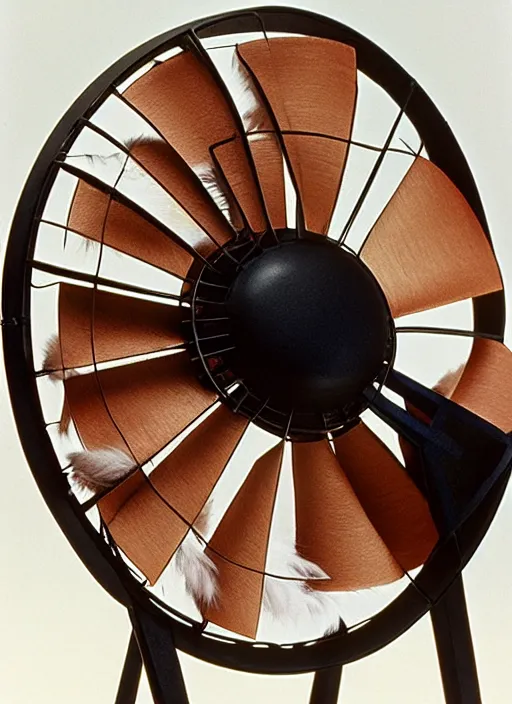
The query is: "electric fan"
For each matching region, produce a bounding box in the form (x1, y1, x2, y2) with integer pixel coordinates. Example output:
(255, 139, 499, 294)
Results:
(3, 7, 512, 703)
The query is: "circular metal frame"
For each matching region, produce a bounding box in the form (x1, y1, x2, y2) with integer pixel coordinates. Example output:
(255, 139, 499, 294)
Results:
(2, 6, 507, 674)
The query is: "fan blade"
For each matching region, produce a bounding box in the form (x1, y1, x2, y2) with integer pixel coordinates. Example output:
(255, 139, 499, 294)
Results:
(361, 157, 502, 318)
(98, 405, 248, 584)
(333, 423, 438, 570)
(448, 339, 512, 433)
(203, 442, 284, 638)
(292, 441, 402, 591)
(128, 137, 235, 244)
(58, 283, 183, 369)
(237, 37, 357, 234)
(64, 353, 216, 462)
(214, 133, 287, 231)
(68, 181, 195, 272)
(124, 51, 266, 233)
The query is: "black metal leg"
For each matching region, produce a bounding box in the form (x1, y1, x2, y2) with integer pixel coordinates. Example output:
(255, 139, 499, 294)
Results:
(115, 631, 143, 704)
(309, 665, 343, 704)
(430, 575, 481, 704)
(130, 607, 189, 704)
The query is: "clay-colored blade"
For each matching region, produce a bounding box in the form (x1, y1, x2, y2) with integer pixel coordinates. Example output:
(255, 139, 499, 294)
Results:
(128, 137, 234, 245)
(237, 37, 357, 234)
(203, 442, 284, 639)
(64, 353, 216, 462)
(333, 423, 438, 570)
(124, 51, 266, 233)
(447, 339, 512, 433)
(68, 181, 194, 273)
(58, 283, 183, 369)
(214, 133, 287, 231)
(292, 441, 403, 591)
(361, 158, 502, 318)
(98, 405, 248, 584)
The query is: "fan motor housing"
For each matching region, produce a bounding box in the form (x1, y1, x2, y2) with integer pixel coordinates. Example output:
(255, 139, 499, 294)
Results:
(226, 238, 391, 410)
(189, 233, 395, 440)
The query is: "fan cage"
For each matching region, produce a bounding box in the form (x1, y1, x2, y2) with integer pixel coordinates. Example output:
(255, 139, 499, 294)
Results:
(2, 6, 508, 673)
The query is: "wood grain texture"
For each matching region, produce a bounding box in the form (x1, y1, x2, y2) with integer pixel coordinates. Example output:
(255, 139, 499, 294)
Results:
(58, 283, 183, 369)
(293, 440, 402, 591)
(361, 157, 502, 318)
(68, 181, 193, 275)
(238, 37, 356, 234)
(204, 442, 284, 638)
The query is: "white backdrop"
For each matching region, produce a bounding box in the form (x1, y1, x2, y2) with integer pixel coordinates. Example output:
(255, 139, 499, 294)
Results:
(1, 1, 512, 702)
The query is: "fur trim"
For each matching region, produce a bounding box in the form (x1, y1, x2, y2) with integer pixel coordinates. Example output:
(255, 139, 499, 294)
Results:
(232, 59, 267, 132)
(42, 335, 79, 381)
(262, 544, 341, 632)
(42, 335, 64, 380)
(175, 531, 218, 610)
(67, 447, 136, 493)
(195, 163, 243, 229)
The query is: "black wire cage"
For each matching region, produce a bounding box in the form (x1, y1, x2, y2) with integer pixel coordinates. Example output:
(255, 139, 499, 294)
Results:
(3, 6, 512, 703)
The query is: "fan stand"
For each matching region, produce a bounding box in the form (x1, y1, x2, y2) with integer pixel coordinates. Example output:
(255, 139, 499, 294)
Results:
(112, 578, 480, 704)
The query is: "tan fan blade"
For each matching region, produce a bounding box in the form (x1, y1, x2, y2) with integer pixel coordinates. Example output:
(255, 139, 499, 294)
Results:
(64, 353, 216, 462)
(203, 442, 284, 638)
(361, 158, 502, 318)
(333, 423, 438, 570)
(58, 283, 183, 369)
(214, 134, 287, 231)
(293, 441, 403, 591)
(98, 405, 248, 584)
(128, 137, 235, 244)
(237, 37, 357, 234)
(446, 339, 512, 433)
(68, 181, 196, 271)
(124, 52, 266, 233)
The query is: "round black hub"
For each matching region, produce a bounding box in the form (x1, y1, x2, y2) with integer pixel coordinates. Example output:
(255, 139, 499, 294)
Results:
(227, 239, 390, 410)
(190, 233, 394, 438)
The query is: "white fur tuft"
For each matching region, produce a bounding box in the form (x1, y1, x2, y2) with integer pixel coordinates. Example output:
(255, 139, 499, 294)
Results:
(67, 447, 136, 493)
(262, 541, 342, 633)
(195, 164, 242, 229)
(43, 334, 78, 381)
(175, 531, 218, 610)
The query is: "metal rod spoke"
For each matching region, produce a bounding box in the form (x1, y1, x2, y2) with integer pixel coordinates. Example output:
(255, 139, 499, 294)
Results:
(186, 30, 279, 243)
(340, 81, 416, 247)
(54, 160, 218, 272)
(30, 259, 186, 302)
(396, 326, 501, 341)
(79, 117, 240, 255)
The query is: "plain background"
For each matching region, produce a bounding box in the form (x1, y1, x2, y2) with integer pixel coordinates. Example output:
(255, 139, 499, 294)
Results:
(1, 1, 512, 702)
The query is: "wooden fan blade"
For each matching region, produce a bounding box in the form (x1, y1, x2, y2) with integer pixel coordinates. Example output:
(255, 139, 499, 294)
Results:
(446, 339, 512, 433)
(58, 283, 183, 369)
(128, 137, 234, 245)
(214, 133, 287, 231)
(99, 405, 248, 584)
(64, 353, 216, 462)
(124, 51, 266, 233)
(292, 441, 402, 591)
(203, 442, 284, 639)
(333, 423, 438, 571)
(361, 157, 502, 318)
(237, 37, 357, 234)
(68, 180, 195, 272)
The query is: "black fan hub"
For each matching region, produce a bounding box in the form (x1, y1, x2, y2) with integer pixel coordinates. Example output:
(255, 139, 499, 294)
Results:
(225, 238, 391, 411)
